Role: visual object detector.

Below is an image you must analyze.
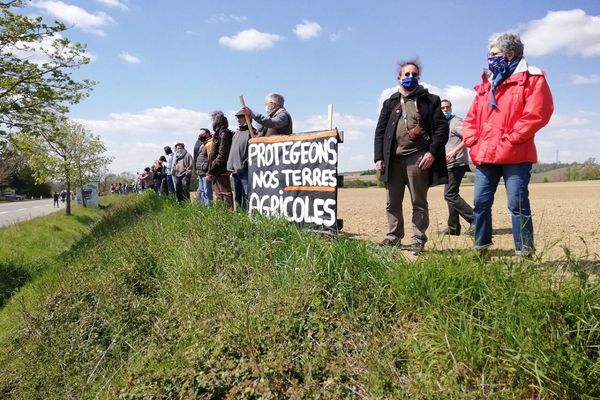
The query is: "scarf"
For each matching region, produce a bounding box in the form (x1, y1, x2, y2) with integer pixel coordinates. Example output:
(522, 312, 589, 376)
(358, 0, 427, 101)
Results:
(175, 148, 186, 160)
(489, 57, 521, 108)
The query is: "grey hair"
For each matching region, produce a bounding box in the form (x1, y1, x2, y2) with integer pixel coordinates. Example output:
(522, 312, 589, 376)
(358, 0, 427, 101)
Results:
(489, 32, 524, 58)
(266, 92, 285, 107)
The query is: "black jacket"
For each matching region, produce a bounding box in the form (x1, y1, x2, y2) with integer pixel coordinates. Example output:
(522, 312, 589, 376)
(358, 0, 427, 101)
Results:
(208, 114, 233, 176)
(374, 87, 449, 186)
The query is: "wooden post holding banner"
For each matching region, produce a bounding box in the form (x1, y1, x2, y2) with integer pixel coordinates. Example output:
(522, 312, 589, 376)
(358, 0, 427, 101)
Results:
(327, 104, 333, 130)
(239, 95, 256, 137)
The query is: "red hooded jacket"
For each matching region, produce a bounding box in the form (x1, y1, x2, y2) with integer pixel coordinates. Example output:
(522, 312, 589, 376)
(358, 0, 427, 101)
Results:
(462, 58, 554, 165)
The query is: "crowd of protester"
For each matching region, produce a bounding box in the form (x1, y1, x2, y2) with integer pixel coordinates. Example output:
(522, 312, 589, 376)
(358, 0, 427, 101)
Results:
(130, 92, 291, 212)
(117, 32, 554, 259)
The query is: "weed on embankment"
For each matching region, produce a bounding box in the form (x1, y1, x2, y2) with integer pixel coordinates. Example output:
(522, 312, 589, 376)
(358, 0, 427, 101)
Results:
(0, 192, 597, 399)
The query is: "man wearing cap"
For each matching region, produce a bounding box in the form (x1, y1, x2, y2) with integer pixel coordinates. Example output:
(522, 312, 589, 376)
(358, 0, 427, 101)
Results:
(173, 142, 194, 202)
(227, 110, 255, 210)
(242, 92, 292, 136)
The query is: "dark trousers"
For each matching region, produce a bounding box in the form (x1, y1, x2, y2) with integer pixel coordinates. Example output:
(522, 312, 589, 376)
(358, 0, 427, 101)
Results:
(166, 175, 175, 194)
(174, 175, 190, 202)
(232, 171, 249, 211)
(444, 166, 474, 234)
(214, 174, 234, 209)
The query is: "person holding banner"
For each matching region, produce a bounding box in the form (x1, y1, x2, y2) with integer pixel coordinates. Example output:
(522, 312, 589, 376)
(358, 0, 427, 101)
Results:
(374, 59, 449, 255)
(207, 111, 234, 209)
(242, 92, 292, 137)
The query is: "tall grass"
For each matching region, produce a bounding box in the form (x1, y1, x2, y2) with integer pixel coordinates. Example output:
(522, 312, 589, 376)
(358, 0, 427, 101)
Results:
(0, 202, 104, 307)
(0, 192, 597, 399)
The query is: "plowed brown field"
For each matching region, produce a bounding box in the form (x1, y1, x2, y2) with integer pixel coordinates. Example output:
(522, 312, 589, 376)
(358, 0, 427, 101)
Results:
(338, 180, 600, 260)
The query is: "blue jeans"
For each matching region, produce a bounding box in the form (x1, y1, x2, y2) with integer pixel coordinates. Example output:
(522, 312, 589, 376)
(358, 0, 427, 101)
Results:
(473, 163, 533, 253)
(231, 171, 249, 211)
(197, 175, 213, 206)
(166, 175, 175, 194)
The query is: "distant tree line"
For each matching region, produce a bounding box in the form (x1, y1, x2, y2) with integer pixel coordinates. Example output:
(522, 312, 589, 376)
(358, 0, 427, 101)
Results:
(565, 158, 600, 181)
(0, 140, 51, 197)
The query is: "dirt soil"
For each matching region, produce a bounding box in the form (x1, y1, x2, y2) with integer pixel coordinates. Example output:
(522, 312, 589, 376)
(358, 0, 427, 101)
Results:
(338, 180, 600, 260)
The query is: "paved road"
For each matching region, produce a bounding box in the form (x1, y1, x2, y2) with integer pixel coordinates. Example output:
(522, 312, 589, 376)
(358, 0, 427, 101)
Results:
(0, 199, 64, 228)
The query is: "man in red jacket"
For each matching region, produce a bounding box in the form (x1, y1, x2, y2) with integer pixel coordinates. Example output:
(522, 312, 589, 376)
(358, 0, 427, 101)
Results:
(463, 32, 553, 256)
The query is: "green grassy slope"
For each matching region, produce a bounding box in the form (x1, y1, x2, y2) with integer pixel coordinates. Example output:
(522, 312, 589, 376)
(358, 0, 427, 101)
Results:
(0, 193, 597, 399)
(0, 203, 103, 307)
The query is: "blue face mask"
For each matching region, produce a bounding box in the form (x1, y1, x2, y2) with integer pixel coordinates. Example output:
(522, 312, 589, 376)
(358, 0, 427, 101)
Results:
(488, 55, 508, 74)
(401, 76, 419, 91)
(443, 111, 452, 120)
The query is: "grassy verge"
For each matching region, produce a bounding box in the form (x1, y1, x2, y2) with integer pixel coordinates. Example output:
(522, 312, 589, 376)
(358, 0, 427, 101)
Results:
(0, 192, 597, 399)
(0, 200, 114, 307)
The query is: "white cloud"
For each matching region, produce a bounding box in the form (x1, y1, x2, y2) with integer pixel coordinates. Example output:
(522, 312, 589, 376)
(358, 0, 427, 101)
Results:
(294, 112, 378, 172)
(119, 51, 141, 64)
(537, 127, 600, 163)
(293, 20, 322, 40)
(7, 33, 96, 65)
(296, 112, 376, 141)
(377, 83, 475, 116)
(219, 29, 282, 51)
(75, 106, 213, 173)
(32, 0, 115, 36)
(519, 9, 600, 57)
(329, 27, 352, 41)
(76, 106, 211, 136)
(96, 0, 128, 11)
(207, 13, 248, 23)
(547, 111, 596, 128)
(570, 74, 600, 85)
(134, 142, 161, 150)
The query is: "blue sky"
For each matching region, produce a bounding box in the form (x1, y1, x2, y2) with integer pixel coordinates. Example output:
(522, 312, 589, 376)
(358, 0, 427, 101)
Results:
(20, 0, 600, 173)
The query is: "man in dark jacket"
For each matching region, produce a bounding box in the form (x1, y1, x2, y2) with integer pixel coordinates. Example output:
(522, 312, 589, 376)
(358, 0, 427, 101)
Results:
(207, 111, 234, 209)
(374, 59, 449, 255)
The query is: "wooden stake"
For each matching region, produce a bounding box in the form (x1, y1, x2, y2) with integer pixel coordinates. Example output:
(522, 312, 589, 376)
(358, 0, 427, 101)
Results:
(239, 95, 256, 137)
(327, 104, 333, 130)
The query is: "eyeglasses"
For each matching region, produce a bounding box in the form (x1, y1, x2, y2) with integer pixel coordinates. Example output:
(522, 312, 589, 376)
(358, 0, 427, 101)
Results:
(488, 51, 504, 57)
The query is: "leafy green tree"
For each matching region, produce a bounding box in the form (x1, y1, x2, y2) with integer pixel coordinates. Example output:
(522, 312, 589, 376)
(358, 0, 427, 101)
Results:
(14, 118, 112, 215)
(0, 138, 23, 188)
(1, 0, 94, 137)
